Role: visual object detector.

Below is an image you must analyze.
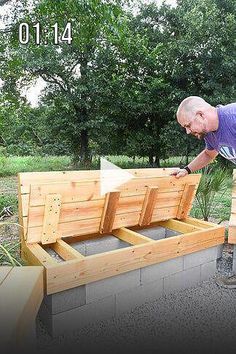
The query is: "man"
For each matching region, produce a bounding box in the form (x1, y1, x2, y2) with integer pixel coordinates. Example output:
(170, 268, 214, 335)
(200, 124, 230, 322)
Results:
(172, 96, 236, 178)
(172, 96, 236, 288)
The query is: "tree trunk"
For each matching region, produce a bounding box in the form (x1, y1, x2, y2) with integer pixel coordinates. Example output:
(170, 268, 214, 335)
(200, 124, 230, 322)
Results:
(148, 155, 154, 166)
(79, 129, 91, 167)
(154, 156, 160, 167)
(72, 129, 91, 168)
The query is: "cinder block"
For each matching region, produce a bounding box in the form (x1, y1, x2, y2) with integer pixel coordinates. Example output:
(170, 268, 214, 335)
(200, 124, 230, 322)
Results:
(164, 266, 201, 295)
(39, 295, 115, 337)
(233, 245, 236, 259)
(165, 228, 180, 237)
(86, 269, 140, 303)
(116, 279, 163, 316)
(141, 257, 184, 285)
(183, 246, 217, 269)
(83, 235, 131, 256)
(43, 285, 86, 314)
(200, 260, 217, 281)
(70, 241, 86, 256)
(217, 244, 224, 259)
(46, 248, 64, 262)
(233, 259, 236, 273)
(137, 226, 166, 240)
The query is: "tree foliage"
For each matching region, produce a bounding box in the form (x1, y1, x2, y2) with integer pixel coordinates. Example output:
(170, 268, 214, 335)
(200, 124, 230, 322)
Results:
(0, 0, 235, 166)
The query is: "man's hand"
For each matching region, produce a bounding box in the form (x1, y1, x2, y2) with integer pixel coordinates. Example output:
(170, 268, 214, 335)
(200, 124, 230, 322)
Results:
(170, 168, 189, 179)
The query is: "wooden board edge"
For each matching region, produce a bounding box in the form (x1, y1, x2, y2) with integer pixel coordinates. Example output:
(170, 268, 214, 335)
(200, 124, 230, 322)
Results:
(46, 224, 224, 294)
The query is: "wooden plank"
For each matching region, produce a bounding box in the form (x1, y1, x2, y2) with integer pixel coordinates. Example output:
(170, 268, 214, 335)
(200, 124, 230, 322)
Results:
(113, 227, 153, 245)
(139, 187, 158, 226)
(21, 194, 30, 217)
(176, 184, 196, 219)
(0, 266, 44, 346)
(51, 239, 85, 260)
(18, 168, 182, 194)
(28, 175, 200, 206)
(228, 226, 236, 244)
(100, 192, 120, 233)
(183, 216, 216, 228)
(231, 198, 236, 212)
(0, 267, 12, 286)
(26, 191, 182, 226)
(18, 174, 27, 241)
(25, 206, 179, 243)
(41, 194, 62, 245)
(228, 169, 236, 243)
(26, 244, 57, 267)
(46, 225, 224, 294)
(157, 219, 203, 233)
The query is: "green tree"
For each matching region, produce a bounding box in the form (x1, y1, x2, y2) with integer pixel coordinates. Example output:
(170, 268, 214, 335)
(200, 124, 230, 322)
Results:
(0, 0, 128, 166)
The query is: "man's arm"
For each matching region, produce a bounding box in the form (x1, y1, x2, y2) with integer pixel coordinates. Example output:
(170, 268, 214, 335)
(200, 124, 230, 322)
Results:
(172, 149, 218, 178)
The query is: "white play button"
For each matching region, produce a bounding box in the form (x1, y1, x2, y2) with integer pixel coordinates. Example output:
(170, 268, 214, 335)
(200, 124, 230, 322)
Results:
(100, 157, 134, 196)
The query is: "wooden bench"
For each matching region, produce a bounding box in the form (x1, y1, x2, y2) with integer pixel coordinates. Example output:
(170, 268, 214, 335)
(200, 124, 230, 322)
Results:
(18, 168, 225, 295)
(228, 169, 236, 244)
(0, 266, 43, 352)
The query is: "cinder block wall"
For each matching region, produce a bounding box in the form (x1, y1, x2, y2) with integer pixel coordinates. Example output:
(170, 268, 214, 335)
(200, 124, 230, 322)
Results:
(38, 227, 223, 337)
(233, 245, 236, 273)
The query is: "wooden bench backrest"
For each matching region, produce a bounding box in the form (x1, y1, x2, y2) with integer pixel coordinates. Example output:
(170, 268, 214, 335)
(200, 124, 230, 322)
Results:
(18, 169, 201, 244)
(229, 169, 236, 243)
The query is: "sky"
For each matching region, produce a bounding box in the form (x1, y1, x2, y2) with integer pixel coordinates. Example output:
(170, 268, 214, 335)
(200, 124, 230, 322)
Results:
(0, 0, 177, 107)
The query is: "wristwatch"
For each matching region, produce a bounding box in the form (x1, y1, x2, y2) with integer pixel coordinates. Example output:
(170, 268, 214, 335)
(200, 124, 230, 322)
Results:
(184, 166, 191, 174)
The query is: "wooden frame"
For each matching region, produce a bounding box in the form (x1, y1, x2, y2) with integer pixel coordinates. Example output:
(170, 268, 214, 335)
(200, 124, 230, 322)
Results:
(18, 169, 225, 295)
(228, 169, 236, 244)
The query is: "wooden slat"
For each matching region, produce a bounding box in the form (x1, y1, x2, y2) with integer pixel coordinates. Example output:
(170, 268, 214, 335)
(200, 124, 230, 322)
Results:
(100, 192, 120, 233)
(51, 239, 85, 261)
(28, 175, 200, 206)
(26, 244, 57, 267)
(228, 226, 236, 244)
(25, 206, 180, 243)
(41, 194, 62, 245)
(176, 184, 196, 219)
(26, 191, 183, 226)
(18, 168, 180, 194)
(157, 219, 203, 233)
(183, 216, 216, 228)
(113, 227, 153, 245)
(20, 172, 201, 244)
(45, 224, 224, 294)
(228, 169, 236, 243)
(231, 198, 236, 212)
(139, 187, 158, 226)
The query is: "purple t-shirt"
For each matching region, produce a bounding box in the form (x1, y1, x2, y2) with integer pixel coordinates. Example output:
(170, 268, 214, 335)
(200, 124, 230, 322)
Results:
(204, 103, 236, 164)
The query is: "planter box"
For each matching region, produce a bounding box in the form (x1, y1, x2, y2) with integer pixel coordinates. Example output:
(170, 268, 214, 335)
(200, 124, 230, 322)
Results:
(18, 168, 225, 336)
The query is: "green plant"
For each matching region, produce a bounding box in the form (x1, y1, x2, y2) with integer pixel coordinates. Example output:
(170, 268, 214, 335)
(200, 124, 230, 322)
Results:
(195, 166, 232, 222)
(0, 222, 23, 266)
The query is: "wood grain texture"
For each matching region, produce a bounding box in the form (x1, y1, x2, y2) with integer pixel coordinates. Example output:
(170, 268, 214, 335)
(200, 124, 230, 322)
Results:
(45, 224, 224, 294)
(100, 192, 120, 233)
(228, 169, 236, 244)
(176, 184, 196, 219)
(139, 187, 158, 226)
(41, 194, 62, 244)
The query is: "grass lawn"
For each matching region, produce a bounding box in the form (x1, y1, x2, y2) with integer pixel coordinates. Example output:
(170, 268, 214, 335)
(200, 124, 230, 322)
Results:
(0, 155, 193, 177)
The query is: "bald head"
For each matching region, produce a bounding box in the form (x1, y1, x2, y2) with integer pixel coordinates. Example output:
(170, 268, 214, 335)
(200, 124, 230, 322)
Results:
(177, 96, 212, 123)
(176, 96, 218, 139)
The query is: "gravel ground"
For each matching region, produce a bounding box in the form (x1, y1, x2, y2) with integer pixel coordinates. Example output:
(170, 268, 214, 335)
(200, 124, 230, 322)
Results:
(36, 243, 236, 354)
